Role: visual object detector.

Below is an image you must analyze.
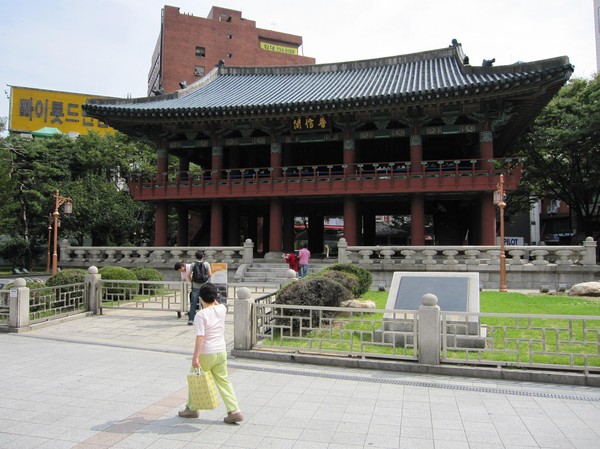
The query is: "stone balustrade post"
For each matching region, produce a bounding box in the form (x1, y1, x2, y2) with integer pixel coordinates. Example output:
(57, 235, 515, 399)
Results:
(59, 239, 71, 262)
(418, 293, 441, 365)
(234, 287, 254, 350)
(243, 239, 254, 264)
(85, 266, 101, 315)
(583, 237, 597, 266)
(8, 278, 29, 332)
(337, 238, 349, 264)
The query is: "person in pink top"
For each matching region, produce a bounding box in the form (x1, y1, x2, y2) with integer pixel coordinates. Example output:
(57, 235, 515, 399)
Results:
(297, 243, 310, 278)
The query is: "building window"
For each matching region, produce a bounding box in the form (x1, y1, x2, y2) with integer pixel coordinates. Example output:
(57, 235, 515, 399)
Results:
(226, 34, 233, 40)
(194, 66, 205, 77)
(226, 53, 233, 58)
(195, 46, 205, 57)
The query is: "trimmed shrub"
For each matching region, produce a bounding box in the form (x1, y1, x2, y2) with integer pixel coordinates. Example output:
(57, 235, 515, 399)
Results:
(322, 264, 372, 296)
(318, 269, 360, 297)
(131, 267, 163, 294)
(274, 277, 352, 332)
(131, 267, 164, 282)
(46, 269, 88, 310)
(98, 266, 138, 301)
(47, 269, 87, 287)
(98, 266, 137, 281)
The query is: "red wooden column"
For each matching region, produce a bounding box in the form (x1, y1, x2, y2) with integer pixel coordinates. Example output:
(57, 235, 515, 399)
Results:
(157, 147, 168, 182)
(210, 200, 223, 246)
(155, 202, 168, 246)
(479, 129, 494, 171)
(410, 134, 423, 174)
(481, 192, 497, 246)
(269, 198, 283, 253)
(212, 145, 223, 180)
(343, 196, 358, 245)
(154, 148, 168, 246)
(411, 194, 425, 245)
(343, 138, 355, 176)
(271, 142, 282, 177)
(410, 133, 425, 245)
(480, 129, 496, 245)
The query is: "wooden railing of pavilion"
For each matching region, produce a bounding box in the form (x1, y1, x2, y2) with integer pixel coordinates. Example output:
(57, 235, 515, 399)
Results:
(126, 157, 522, 200)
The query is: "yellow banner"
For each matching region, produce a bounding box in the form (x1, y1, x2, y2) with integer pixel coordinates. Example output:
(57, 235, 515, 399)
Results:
(210, 263, 228, 285)
(260, 42, 298, 55)
(9, 86, 115, 135)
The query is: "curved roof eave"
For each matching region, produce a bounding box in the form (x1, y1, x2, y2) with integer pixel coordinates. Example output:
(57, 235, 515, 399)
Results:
(83, 44, 572, 122)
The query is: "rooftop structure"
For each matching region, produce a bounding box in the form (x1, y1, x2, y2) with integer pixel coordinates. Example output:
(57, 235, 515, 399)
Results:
(85, 42, 572, 252)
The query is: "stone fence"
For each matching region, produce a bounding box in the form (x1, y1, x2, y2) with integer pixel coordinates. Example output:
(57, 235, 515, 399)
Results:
(57, 237, 600, 290)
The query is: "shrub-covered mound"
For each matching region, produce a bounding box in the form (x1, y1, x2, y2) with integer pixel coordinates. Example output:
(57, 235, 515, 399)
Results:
(131, 267, 163, 281)
(274, 277, 352, 332)
(46, 269, 87, 286)
(317, 269, 360, 297)
(321, 263, 372, 296)
(99, 266, 138, 300)
(130, 267, 163, 294)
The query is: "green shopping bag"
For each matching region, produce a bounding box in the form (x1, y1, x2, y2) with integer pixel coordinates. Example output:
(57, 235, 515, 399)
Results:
(187, 367, 220, 410)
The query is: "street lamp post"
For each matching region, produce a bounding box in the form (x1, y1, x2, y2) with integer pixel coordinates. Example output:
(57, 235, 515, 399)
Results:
(494, 175, 507, 292)
(46, 213, 53, 273)
(52, 190, 73, 275)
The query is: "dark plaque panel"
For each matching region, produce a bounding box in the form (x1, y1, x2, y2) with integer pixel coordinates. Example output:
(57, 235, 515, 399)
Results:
(395, 276, 469, 311)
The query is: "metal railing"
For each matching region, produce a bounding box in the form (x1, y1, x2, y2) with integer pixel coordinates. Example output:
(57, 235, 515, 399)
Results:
(98, 279, 280, 316)
(242, 296, 600, 374)
(441, 311, 600, 374)
(250, 292, 418, 361)
(0, 289, 9, 328)
(99, 279, 186, 316)
(29, 282, 88, 324)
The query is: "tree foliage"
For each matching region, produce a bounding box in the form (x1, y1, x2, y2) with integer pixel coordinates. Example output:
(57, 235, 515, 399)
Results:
(515, 75, 600, 238)
(0, 131, 156, 250)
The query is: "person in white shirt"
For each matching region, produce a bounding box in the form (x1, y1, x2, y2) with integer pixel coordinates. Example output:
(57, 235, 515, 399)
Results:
(178, 283, 243, 424)
(174, 261, 192, 283)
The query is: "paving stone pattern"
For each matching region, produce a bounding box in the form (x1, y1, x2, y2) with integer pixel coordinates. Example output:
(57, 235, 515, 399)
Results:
(1, 309, 599, 449)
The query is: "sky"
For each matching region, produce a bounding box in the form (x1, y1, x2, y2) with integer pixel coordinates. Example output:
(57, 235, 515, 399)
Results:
(1, 0, 597, 127)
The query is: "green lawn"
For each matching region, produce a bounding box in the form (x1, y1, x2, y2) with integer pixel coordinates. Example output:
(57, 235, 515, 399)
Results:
(362, 290, 600, 315)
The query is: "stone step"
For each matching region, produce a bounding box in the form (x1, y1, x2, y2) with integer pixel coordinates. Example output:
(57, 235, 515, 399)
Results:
(240, 262, 328, 283)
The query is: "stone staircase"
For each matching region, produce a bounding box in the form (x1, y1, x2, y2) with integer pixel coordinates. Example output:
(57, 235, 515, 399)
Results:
(241, 262, 329, 284)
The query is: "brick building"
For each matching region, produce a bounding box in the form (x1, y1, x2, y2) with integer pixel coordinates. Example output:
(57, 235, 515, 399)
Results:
(148, 5, 315, 95)
(86, 42, 572, 254)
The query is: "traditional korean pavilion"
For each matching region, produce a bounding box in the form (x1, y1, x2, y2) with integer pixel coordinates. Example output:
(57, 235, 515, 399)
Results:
(83, 42, 572, 255)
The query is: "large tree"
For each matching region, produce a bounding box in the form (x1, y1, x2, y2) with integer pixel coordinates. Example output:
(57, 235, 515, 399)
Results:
(0, 131, 156, 248)
(61, 174, 150, 246)
(516, 75, 600, 238)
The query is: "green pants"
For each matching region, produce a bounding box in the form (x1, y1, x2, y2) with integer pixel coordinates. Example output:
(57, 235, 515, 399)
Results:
(188, 352, 239, 413)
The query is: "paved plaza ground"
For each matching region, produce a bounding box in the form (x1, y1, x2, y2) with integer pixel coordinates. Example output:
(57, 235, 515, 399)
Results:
(1, 308, 599, 449)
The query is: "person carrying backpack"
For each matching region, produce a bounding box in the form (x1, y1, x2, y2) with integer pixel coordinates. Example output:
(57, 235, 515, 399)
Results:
(187, 251, 212, 325)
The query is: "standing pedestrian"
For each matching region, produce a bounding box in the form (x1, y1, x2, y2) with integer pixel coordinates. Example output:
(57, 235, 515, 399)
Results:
(175, 261, 192, 320)
(179, 283, 243, 423)
(298, 243, 310, 278)
(188, 251, 212, 325)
